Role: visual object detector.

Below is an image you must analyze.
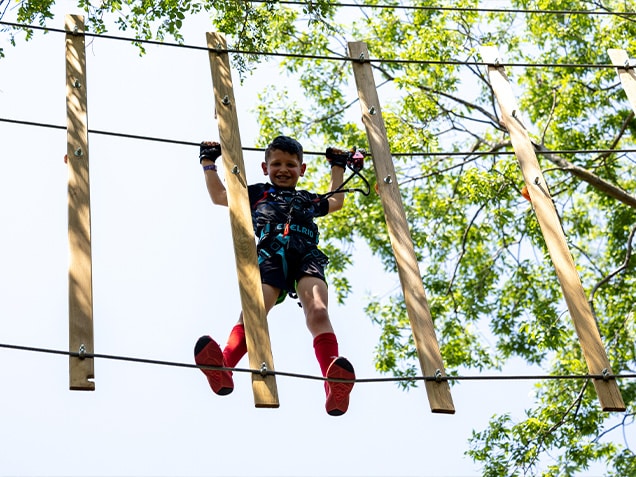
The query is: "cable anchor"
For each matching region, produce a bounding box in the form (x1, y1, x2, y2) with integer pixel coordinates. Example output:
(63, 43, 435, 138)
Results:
(260, 362, 269, 377)
(601, 368, 610, 381)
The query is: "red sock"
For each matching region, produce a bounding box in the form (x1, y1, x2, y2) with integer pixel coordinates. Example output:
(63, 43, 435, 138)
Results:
(223, 324, 247, 367)
(313, 332, 339, 377)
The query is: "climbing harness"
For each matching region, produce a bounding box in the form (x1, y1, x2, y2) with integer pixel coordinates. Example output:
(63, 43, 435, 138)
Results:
(254, 147, 371, 304)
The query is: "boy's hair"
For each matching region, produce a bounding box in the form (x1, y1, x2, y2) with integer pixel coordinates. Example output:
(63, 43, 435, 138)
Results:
(265, 136, 304, 163)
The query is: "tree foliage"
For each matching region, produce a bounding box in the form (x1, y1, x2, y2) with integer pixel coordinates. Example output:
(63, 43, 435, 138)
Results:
(3, 0, 636, 474)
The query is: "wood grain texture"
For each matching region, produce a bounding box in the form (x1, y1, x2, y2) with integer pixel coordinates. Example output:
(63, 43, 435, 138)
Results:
(348, 41, 455, 414)
(207, 33, 279, 408)
(66, 14, 95, 391)
(481, 46, 624, 411)
(608, 49, 636, 115)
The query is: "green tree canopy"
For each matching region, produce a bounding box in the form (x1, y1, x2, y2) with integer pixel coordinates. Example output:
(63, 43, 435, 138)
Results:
(3, 0, 636, 474)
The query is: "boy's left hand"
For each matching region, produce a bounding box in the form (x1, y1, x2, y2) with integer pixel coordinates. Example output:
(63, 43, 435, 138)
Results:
(326, 147, 348, 169)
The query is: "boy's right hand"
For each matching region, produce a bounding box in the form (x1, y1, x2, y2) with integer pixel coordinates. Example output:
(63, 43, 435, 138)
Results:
(200, 141, 222, 163)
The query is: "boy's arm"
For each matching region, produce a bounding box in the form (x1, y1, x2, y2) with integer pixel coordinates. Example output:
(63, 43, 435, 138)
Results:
(326, 162, 346, 214)
(200, 142, 228, 207)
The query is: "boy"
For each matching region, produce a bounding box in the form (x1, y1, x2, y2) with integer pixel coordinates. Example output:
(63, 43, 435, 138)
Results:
(194, 135, 355, 416)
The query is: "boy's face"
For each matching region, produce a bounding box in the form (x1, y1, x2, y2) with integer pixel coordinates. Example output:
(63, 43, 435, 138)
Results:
(262, 149, 306, 188)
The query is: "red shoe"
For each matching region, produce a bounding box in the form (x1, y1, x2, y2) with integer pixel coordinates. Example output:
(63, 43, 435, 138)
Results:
(325, 357, 355, 416)
(194, 335, 234, 396)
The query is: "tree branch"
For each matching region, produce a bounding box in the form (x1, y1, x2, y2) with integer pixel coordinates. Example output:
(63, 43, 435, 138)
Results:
(590, 223, 636, 304)
(532, 142, 636, 209)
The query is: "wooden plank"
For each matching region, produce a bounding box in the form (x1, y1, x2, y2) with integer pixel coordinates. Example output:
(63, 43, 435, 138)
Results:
(206, 33, 279, 408)
(348, 41, 455, 414)
(607, 49, 636, 114)
(480, 46, 625, 411)
(65, 14, 95, 391)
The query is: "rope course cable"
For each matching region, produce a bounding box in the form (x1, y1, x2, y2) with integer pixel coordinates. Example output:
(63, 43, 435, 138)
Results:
(3, 116, 636, 159)
(0, 19, 628, 69)
(1, 341, 634, 384)
(250, 0, 636, 17)
(1, 10, 634, 401)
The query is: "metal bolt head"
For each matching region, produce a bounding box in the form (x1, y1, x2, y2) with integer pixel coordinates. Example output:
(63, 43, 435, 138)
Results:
(368, 106, 376, 115)
(434, 369, 443, 382)
(73, 79, 81, 88)
(383, 175, 392, 184)
(231, 165, 240, 175)
(74, 148, 83, 157)
(222, 95, 230, 105)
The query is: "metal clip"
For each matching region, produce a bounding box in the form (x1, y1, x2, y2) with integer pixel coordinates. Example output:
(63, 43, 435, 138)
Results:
(434, 369, 443, 382)
(260, 362, 268, 377)
(624, 59, 636, 69)
(601, 368, 610, 381)
(78, 344, 86, 359)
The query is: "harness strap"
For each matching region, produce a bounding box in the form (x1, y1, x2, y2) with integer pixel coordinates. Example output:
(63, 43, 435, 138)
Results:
(261, 223, 318, 244)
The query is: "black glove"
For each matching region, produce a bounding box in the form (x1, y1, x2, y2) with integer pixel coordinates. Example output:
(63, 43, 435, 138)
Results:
(199, 141, 222, 163)
(326, 147, 348, 169)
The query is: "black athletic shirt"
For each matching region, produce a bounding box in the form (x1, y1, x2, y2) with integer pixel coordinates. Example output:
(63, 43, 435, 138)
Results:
(248, 183, 330, 247)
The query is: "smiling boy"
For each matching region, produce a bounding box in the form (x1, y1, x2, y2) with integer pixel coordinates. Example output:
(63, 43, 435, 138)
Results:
(194, 135, 355, 416)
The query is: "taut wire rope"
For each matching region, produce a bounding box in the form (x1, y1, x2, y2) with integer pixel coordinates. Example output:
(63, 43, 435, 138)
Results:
(0, 20, 631, 69)
(0, 341, 633, 385)
(2, 117, 636, 159)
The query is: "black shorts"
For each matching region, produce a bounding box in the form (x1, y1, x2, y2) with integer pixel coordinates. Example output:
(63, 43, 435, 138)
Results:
(259, 247, 329, 295)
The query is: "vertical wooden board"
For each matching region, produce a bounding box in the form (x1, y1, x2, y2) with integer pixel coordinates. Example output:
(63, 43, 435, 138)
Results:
(65, 14, 95, 391)
(607, 49, 636, 114)
(480, 46, 624, 411)
(206, 33, 279, 408)
(348, 41, 454, 414)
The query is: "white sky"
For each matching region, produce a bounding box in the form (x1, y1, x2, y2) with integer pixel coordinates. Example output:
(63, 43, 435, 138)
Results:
(0, 1, 627, 476)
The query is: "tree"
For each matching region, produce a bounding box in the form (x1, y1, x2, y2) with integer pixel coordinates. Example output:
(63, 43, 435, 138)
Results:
(253, 3, 636, 475)
(3, 0, 635, 474)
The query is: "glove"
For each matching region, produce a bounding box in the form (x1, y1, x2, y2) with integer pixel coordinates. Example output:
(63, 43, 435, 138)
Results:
(348, 149, 365, 172)
(199, 141, 222, 163)
(326, 147, 349, 169)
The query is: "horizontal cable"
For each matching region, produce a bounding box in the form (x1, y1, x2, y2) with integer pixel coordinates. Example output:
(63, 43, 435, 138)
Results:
(2, 116, 635, 158)
(253, 0, 636, 17)
(0, 20, 626, 69)
(0, 341, 633, 384)
(3, 116, 635, 158)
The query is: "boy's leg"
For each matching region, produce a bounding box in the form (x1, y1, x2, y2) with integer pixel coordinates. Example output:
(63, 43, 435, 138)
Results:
(297, 276, 355, 416)
(223, 283, 281, 367)
(223, 323, 246, 368)
(195, 283, 282, 396)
